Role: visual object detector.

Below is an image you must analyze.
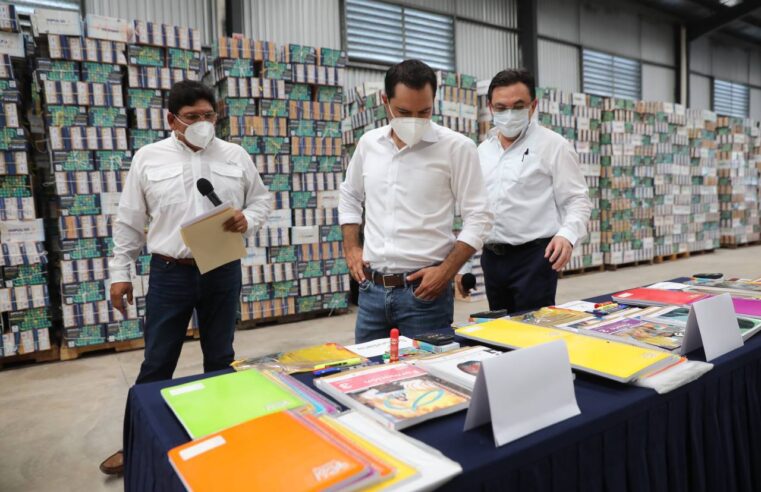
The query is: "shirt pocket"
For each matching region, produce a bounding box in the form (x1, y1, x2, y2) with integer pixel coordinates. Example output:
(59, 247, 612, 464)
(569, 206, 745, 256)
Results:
(517, 154, 550, 188)
(210, 162, 245, 207)
(145, 166, 185, 209)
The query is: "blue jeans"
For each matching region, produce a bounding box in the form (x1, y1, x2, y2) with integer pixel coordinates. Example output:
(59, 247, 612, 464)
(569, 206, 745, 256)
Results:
(355, 280, 454, 343)
(135, 257, 242, 384)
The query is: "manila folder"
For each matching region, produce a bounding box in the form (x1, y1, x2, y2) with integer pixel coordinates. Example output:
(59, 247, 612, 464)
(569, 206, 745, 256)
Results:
(180, 202, 246, 274)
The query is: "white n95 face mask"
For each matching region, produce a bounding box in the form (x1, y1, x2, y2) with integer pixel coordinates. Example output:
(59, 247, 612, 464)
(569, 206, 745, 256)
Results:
(388, 106, 431, 147)
(493, 108, 530, 139)
(179, 119, 215, 149)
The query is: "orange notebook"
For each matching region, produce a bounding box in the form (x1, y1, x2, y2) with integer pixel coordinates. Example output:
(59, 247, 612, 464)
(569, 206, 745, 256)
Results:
(168, 411, 376, 492)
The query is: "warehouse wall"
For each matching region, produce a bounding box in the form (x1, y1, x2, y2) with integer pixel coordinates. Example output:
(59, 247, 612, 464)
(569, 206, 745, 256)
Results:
(84, 0, 217, 45)
(537, 0, 676, 98)
(689, 73, 711, 111)
(242, 0, 342, 49)
(456, 21, 520, 80)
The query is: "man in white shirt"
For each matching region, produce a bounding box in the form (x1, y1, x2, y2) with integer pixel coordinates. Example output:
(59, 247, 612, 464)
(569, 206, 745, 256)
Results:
(100, 80, 271, 475)
(478, 69, 591, 313)
(339, 60, 492, 343)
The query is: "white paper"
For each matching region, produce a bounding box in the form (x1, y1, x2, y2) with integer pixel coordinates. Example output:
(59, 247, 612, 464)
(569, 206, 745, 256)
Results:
(32, 8, 82, 36)
(683, 293, 744, 361)
(179, 435, 226, 461)
(85, 14, 130, 42)
(346, 336, 415, 358)
(464, 340, 580, 446)
(0, 31, 24, 57)
(645, 282, 688, 291)
(555, 300, 597, 312)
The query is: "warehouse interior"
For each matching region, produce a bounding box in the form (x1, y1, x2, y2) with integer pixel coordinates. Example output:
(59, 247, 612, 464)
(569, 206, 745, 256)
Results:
(2, 0, 761, 491)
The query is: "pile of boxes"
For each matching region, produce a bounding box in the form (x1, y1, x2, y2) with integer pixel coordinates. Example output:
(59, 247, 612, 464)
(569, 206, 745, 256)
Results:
(209, 37, 350, 322)
(599, 97, 655, 265)
(687, 109, 721, 252)
(433, 71, 479, 143)
(0, 46, 53, 358)
(716, 116, 760, 246)
(32, 18, 141, 349)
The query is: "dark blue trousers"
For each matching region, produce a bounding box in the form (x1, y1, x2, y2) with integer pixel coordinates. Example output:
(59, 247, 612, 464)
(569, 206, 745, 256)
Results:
(480, 238, 558, 314)
(135, 256, 242, 384)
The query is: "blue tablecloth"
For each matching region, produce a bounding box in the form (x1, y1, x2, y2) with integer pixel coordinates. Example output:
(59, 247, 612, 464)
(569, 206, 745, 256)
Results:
(124, 285, 761, 492)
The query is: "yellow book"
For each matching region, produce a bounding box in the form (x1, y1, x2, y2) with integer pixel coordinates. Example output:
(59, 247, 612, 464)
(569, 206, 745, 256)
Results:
(456, 319, 678, 383)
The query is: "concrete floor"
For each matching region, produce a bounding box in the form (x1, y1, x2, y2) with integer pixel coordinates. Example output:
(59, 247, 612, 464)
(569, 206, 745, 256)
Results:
(1, 246, 759, 492)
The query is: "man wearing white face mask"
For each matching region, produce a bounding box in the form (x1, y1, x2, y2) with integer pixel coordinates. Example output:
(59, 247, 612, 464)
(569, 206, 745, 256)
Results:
(100, 81, 272, 475)
(478, 69, 591, 314)
(339, 60, 492, 343)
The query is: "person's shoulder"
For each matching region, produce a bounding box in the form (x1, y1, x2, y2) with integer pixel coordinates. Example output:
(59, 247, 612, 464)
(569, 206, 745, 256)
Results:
(534, 124, 571, 148)
(360, 125, 388, 142)
(131, 137, 173, 167)
(212, 137, 244, 154)
(433, 122, 476, 149)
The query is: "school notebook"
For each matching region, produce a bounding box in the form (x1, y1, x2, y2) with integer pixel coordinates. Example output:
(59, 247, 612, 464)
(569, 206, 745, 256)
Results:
(161, 369, 306, 439)
(455, 319, 679, 383)
(612, 288, 711, 307)
(179, 201, 246, 274)
(168, 411, 377, 492)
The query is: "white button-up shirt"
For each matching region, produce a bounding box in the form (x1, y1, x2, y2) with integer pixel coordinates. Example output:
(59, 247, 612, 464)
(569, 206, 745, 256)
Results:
(479, 120, 591, 246)
(109, 133, 272, 282)
(339, 122, 492, 274)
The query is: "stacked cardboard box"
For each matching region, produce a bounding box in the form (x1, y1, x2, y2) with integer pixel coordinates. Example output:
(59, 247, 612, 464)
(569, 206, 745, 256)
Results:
(434, 71, 479, 143)
(639, 101, 692, 257)
(476, 80, 491, 142)
(537, 88, 603, 271)
(687, 109, 721, 252)
(210, 37, 349, 321)
(716, 116, 759, 245)
(600, 97, 655, 265)
(341, 81, 386, 159)
(0, 46, 54, 358)
(32, 17, 143, 349)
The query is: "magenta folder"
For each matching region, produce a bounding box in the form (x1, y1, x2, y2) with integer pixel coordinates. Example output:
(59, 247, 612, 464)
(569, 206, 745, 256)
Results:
(731, 298, 761, 318)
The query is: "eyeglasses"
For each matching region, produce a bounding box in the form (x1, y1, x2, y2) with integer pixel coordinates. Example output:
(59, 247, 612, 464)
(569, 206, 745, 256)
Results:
(177, 111, 217, 123)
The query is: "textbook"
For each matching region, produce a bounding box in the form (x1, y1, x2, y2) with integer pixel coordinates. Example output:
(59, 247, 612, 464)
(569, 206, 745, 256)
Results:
(731, 297, 761, 318)
(160, 369, 306, 438)
(583, 317, 683, 351)
(413, 345, 503, 390)
(683, 278, 761, 296)
(179, 201, 246, 274)
(168, 411, 379, 492)
(315, 363, 471, 430)
(612, 288, 711, 307)
(455, 319, 680, 383)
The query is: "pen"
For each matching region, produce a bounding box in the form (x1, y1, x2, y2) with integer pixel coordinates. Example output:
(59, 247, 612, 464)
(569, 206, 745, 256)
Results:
(521, 148, 529, 163)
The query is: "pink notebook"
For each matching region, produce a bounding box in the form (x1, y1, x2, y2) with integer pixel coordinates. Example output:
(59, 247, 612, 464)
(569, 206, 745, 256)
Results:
(731, 298, 761, 318)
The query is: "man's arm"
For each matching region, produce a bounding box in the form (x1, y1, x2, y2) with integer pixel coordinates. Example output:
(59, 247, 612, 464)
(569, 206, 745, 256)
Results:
(408, 139, 493, 300)
(339, 142, 366, 283)
(109, 156, 148, 316)
(545, 141, 593, 271)
(227, 150, 273, 235)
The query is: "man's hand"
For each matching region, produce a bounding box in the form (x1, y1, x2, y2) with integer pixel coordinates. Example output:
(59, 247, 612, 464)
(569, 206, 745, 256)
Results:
(407, 265, 452, 301)
(223, 210, 248, 233)
(110, 282, 134, 317)
(346, 246, 368, 283)
(545, 236, 573, 272)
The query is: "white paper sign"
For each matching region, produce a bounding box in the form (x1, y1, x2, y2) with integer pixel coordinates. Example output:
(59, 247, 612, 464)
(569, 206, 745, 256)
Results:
(681, 294, 744, 361)
(32, 8, 82, 36)
(85, 14, 130, 42)
(0, 31, 24, 57)
(464, 340, 580, 447)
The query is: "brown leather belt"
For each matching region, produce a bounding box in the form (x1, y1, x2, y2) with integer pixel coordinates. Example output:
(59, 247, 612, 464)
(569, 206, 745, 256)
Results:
(153, 253, 197, 266)
(363, 266, 418, 289)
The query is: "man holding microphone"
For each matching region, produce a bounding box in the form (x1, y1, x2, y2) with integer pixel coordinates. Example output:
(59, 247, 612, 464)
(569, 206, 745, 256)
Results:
(100, 80, 271, 475)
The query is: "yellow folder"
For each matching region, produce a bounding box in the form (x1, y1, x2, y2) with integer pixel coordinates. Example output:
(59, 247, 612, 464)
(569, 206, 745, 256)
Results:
(179, 202, 246, 274)
(456, 319, 678, 382)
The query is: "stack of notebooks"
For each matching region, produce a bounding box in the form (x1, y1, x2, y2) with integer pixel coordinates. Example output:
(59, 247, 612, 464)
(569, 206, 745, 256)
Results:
(162, 369, 462, 491)
(686, 109, 721, 252)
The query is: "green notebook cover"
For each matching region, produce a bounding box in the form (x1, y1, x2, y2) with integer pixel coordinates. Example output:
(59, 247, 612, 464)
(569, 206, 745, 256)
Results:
(160, 370, 305, 438)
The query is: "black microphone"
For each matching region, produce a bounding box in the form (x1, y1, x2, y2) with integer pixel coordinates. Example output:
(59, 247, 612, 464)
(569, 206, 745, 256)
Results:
(196, 178, 222, 206)
(461, 273, 476, 294)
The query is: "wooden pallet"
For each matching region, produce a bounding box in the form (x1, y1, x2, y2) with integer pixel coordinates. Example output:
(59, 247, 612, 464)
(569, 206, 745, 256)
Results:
(559, 264, 605, 278)
(59, 338, 144, 361)
(0, 346, 61, 369)
(238, 308, 350, 330)
(604, 259, 654, 271)
(187, 328, 200, 339)
(654, 251, 691, 264)
(720, 240, 761, 250)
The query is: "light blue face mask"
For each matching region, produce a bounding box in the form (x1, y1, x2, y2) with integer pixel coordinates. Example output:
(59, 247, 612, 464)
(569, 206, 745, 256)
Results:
(492, 108, 530, 139)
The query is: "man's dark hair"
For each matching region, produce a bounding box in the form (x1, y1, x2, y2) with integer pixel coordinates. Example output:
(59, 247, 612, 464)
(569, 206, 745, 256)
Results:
(487, 69, 536, 102)
(167, 80, 216, 114)
(384, 59, 437, 100)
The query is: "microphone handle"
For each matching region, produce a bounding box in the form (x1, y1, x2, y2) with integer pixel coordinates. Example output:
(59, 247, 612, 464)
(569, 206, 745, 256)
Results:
(207, 191, 222, 207)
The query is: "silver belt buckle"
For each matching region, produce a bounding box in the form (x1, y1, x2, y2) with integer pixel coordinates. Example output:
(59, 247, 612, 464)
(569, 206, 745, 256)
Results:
(382, 274, 395, 289)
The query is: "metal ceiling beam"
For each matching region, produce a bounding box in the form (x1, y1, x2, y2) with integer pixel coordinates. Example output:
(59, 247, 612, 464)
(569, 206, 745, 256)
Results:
(687, 0, 761, 40)
(517, 0, 538, 77)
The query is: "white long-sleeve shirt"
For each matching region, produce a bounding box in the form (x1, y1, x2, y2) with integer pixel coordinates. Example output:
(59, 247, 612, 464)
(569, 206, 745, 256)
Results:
(109, 133, 272, 282)
(339, 122, 492, 274)
(478, 120, 591, 246)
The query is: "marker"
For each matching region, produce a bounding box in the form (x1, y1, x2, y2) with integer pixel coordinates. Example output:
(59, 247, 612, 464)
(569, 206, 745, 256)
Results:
(390, 328, 399, 363)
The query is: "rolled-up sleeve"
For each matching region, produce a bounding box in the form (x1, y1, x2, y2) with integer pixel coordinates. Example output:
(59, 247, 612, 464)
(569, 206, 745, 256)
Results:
(240, 150, 273, 237)
(553, 141, 592, 246)
(339, 141, 365, 225)
(452, 139, 493, 251)
(109, 153, 148, 283)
